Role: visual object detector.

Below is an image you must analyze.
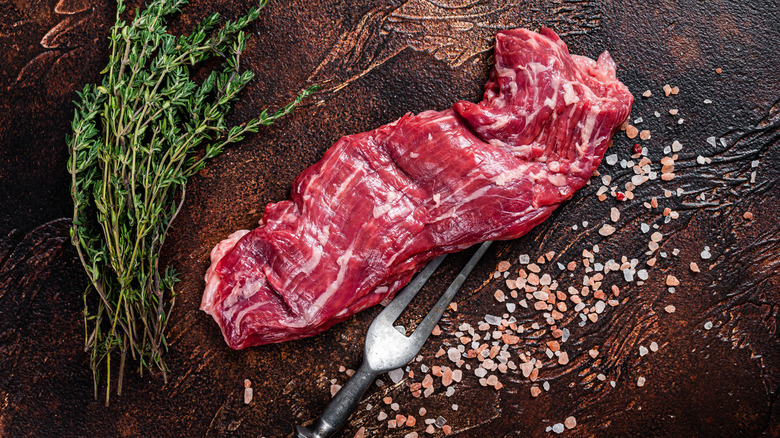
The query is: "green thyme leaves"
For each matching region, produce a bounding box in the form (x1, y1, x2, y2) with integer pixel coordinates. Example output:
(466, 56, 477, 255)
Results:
(67, 0, 315, 404)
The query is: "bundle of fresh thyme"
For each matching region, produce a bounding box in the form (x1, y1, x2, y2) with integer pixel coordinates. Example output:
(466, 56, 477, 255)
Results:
(67, 0, 314, 404)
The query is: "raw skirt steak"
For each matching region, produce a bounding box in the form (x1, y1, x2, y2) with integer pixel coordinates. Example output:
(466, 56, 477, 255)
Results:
(201, 27, 633, 349)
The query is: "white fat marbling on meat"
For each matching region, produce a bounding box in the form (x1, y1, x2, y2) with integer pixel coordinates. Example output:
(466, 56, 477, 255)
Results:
(547, 173, 567, 187)
(312, 245, 355, 316)
(563, 82, 579, 105)
(333, 167, 363, 201)
(578, 112, 598, 155)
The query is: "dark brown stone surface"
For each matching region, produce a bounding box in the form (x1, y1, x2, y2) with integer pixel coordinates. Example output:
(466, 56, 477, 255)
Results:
(0, 1, 778, 437)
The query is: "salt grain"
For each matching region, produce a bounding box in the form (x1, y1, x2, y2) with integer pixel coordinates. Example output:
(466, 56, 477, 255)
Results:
(519, 254, 530, 264)
(637, 376, 646, 387)
(704, 321, 713, 330)
(243, 380, 253, 404)
(552, 423, 565, 434)
(389, 368, 404, 384)
(701, 246, 712, 259)
(639, 346, 648, 356)
(650, 342, 659, 352)
(599, 224, 616, 236)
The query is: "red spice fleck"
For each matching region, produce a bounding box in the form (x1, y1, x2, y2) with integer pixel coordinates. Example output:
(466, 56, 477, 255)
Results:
(632, 143, 642, 154)
(616, 192, 626, 201)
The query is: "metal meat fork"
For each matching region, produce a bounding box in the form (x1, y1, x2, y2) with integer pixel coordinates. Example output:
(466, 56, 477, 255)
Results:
(296, 241, 493, 438)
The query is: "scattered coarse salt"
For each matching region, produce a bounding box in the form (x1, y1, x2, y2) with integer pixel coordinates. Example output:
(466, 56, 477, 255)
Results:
(610, 207, 620, 222)
(639, 346, 649, 356)
(690, 262, 700, 273)
(704, 99, 712, 104)
(330, 384, 342, 397)
(701, 246, 712, 259)
(565, 416, 577, 429)
(704, 321, 713, 330)
(626, 125, 639, 139)
(606, 154, 618, 166)
(663, 84, 672, 96)
(665, 275, 679, 286)
(664, 305, 676, 314)
(637, 376, 646, 387)
(642, 90, 652, 97)
(354, 426, 366, 438)
(498, 260, 511, 272)
(639, 130, 651, 140)
(743, 211, 754, 220)
(552, 423, 565, 434)
(650, 341, 659, 352)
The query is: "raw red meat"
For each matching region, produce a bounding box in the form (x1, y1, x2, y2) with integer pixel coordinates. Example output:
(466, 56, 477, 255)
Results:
(201, 27, 633, 349)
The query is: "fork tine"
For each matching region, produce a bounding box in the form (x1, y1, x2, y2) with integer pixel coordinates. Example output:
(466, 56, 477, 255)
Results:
(409, 241, 493, 344)
(375, 253, 448, 322)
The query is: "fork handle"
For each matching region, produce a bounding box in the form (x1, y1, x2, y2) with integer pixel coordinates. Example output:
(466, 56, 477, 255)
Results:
(296, 362, 377, 438)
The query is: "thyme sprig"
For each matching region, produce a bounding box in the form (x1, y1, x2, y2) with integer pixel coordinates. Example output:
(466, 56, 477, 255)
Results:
(67, 0, 315, 404)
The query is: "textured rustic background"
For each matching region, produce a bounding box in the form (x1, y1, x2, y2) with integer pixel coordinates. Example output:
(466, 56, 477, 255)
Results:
(1, 0, 778, 436)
